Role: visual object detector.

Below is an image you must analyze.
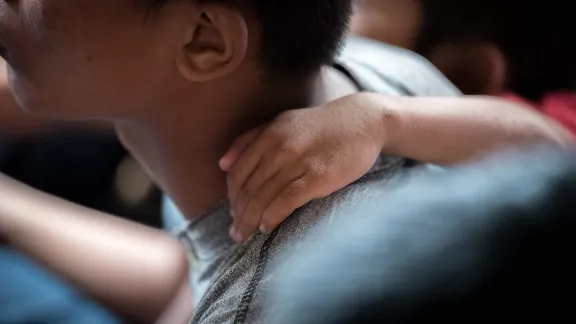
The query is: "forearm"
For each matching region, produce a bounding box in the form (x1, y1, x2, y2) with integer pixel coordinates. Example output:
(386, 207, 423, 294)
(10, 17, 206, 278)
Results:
(0, 174, 190, 322)
(375, 94, 574, 165)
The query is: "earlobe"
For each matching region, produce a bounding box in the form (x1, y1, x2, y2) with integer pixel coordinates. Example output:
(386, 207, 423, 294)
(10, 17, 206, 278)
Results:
(176, 6, 248, 82)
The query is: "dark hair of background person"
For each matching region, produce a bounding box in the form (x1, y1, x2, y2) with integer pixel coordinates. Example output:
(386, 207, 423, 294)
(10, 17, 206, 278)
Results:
(151, 0, 353, 78)
(415, 0, 575, 100)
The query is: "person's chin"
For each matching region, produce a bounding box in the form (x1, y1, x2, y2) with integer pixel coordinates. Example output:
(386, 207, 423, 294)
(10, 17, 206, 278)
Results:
(10, 91, 70, 120)
(17, 97, 115, 122)
(14, 99, 58, 119)
(8, 74, 129, 121)
(8, 77, 63, 119)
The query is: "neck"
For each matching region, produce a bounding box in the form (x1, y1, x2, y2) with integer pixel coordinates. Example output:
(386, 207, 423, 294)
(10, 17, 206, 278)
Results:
(116, 67, 357, 219)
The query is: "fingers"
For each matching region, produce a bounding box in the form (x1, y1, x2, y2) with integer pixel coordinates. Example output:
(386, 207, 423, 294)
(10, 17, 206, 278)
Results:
(233, 142, 305, 219)
(219, 127, 263, 172)
(226, 130, 272, 216)
(233, 152, 283, 219)
(260, 176, 318, 234)
(230, 166, 306, 243)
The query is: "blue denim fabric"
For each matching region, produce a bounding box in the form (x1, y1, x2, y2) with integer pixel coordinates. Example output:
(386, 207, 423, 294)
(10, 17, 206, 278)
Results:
(162, 195, 187, 232)
(0, 247, 119, 324)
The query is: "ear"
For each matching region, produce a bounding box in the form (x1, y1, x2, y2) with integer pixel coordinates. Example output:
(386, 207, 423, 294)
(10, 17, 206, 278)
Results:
(175, 4, 248, 82)
(427, 42, 508, 95)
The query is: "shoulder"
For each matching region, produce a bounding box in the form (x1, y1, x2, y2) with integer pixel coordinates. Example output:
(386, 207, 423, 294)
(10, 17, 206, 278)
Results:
(338, 36, 461, 97)
(270, 147, 576, 324)
(191, 159, 408, 323)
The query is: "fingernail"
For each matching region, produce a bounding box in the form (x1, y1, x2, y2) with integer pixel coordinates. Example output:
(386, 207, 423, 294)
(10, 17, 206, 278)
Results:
(259, 224, 269, 234)
(230, 210, 236, 218)
(219, 157, 231, 171)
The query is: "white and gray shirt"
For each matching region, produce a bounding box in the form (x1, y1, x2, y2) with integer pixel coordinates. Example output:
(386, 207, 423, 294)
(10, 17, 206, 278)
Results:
(166, 36, 460, 324)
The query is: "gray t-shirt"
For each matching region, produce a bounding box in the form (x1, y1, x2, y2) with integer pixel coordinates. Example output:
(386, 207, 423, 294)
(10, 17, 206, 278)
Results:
(170, 36, 460, 324)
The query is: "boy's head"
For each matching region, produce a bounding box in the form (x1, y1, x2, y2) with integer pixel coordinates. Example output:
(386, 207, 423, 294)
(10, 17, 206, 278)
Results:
(352, 0, 575, 99)
(0, 0, 352, 119)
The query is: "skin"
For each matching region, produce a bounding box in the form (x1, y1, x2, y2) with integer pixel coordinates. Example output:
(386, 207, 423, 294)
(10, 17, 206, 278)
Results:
(350, 0, 422, 49)
(0, 0, 357, 321)
(212, 0, 574, 245)
(0, 0, 572, 321)
(0, 0, 314, 218)
(220, 94, 574, 243)
(0, 58, 112, 135)
(350, 0, 510, 95)
(0, 58, 48, 134)
(0, 173, 193, 323)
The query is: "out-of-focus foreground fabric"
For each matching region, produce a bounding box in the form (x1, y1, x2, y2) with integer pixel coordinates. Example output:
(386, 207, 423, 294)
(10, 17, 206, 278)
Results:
(273, 146, 576, 324)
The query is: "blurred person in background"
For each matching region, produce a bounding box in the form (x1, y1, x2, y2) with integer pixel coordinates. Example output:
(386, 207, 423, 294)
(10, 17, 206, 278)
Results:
(351, 0, 576, 135)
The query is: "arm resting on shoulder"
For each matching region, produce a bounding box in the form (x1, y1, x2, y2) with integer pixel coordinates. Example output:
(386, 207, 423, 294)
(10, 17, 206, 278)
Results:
(374, 94, 574, 165)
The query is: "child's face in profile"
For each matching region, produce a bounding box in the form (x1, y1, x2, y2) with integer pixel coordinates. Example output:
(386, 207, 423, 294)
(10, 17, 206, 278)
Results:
(0, 0, 193, 119)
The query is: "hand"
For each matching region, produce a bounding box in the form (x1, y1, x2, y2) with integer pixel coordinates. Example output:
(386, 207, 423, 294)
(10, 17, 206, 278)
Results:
(219, 93, 388, 243)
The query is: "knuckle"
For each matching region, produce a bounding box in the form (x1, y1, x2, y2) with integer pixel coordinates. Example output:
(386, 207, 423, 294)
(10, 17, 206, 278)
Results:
(278, 140, 303, 157)
(302, 157, 328, 177)
(282, 180, 307, 200)
(276, 109, 299, 123)
(279, 187, 298, 202)
(262, 126, 284, 142)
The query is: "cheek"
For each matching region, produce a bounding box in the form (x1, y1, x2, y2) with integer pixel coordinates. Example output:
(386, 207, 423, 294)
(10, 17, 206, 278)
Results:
(9, 1, 178, 118)
(20, 0, 73, 41)
(20, 1, 130, 49)
(19, 1, 158, 69)
(8, 1, 90, 76)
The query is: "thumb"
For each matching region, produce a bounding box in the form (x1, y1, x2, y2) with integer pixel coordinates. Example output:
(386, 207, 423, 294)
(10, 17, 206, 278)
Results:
(219, 126, 263, 171)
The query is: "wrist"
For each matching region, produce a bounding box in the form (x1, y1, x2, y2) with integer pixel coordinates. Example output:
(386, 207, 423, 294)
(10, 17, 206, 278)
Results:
(354, 92, 404, 154)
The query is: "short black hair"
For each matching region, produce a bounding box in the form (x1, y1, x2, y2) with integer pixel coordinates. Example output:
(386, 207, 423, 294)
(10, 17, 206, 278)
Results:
(152, 0, 353, 78)
(416, 0, 575, 100)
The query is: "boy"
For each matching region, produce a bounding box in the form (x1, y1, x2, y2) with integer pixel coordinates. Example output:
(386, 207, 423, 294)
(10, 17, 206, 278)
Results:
(0, 0, 571, 323)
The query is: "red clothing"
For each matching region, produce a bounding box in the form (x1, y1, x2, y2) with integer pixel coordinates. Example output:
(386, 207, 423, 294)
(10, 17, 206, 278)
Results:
(502, 92, 576, 137)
